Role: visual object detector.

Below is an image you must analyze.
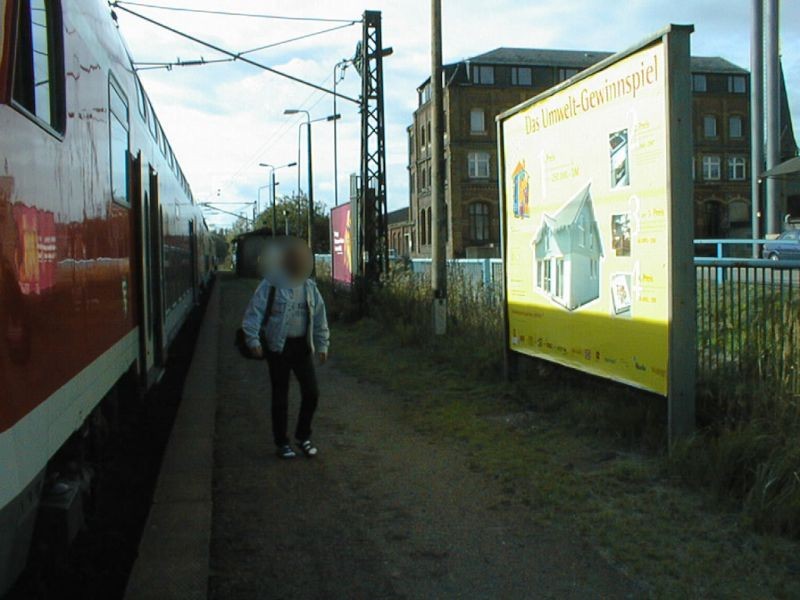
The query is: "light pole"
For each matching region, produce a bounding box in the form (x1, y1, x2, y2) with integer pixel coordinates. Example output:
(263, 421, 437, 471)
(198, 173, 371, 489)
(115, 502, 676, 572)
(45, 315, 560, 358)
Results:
(284, 109, 341, 249)
(333, 59, 352, 207)
(259, 161, 296, 236)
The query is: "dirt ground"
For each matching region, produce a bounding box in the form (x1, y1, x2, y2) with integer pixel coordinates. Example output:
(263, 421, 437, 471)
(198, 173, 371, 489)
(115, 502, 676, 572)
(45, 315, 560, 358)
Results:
(209, 280, 640, 600)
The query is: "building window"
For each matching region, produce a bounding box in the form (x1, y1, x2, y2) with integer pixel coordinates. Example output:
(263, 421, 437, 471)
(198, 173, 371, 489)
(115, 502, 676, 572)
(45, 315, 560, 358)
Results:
(692, 74, 707, 92)
(419, 83, 431, 105)
(468, 152, 490, 179)
(109, 78, 130, 206)
(427, 121, 431, 146)
(469, 202, 490, 242)
(511, 67, 532, 86)
(558, 67, 579, 82)
(470, 108, 485, 133)
(419, 209, 426, 246)
(590, 259, 598, 280)
(729, 115, 744, 139)
(728, 156, 746, 181)
(728, 75, 746, 94)
(471, 65, 494, 85)
(12, 0, 65, 132)
(703, 115, 718, 138)
(702, 155, 721, 181)
(419, 123, 426, 148)
(427, 208, 432, 245)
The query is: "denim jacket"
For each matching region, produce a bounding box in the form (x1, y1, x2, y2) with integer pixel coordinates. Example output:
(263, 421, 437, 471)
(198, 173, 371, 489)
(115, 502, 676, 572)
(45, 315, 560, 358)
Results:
(241, 278, 330, 354)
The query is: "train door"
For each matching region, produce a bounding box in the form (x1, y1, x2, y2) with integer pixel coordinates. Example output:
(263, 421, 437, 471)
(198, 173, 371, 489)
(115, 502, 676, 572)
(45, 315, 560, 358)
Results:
(131, 152, 153, 379)
(149, 168, 166, 368)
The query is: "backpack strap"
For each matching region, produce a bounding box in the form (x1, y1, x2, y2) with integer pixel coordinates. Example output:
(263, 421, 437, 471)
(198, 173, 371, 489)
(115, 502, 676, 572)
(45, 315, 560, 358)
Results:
(262, 285, 276, 329)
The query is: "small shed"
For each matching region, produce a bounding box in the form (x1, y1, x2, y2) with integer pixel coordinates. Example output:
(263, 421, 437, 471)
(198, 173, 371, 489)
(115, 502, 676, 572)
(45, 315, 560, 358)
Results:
(234, 228, 275, 279)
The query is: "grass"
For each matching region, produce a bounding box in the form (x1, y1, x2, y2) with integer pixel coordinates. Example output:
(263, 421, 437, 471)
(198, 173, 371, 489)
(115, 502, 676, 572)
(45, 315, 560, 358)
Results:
(329, 318, 800, 599)
(316, 262, 800, 597)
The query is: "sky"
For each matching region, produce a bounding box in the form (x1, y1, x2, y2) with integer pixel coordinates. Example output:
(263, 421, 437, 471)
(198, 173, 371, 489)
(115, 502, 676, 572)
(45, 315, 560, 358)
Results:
(113, 0, 800, 230)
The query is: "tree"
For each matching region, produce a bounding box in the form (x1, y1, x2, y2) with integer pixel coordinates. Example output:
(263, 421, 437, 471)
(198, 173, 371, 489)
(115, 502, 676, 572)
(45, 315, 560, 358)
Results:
(255, 193, 330, 253)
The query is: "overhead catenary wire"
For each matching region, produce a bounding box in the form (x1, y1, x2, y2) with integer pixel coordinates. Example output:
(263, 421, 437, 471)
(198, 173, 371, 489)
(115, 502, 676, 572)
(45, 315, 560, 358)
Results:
(111, 2, 360, 104)
(132, 21, 356, 71)
(113, 0, 360, 24)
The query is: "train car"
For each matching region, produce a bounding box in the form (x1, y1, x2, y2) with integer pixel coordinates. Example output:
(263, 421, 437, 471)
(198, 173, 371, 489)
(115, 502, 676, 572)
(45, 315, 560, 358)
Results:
(0, 0, 211, 593)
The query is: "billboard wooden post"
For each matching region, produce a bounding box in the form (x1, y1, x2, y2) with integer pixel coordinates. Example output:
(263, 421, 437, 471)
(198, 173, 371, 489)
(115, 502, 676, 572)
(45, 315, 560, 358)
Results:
(664, 26, 696, 443)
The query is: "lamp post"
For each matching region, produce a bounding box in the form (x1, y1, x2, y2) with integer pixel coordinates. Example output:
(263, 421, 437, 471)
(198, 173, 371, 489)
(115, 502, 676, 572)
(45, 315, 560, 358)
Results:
(259, 161, 296, 236)
(283, 109, 341, 249)
(333, 59, 351, 207)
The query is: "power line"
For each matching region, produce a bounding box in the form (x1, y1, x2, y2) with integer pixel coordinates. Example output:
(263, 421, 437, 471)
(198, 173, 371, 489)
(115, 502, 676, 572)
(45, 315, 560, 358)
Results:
(114, 1, 360, 24)
(111, 2, 359, 104)
(239, 22, 356, 57)
(132, 22, 357, 70)
(134, 56, 235, 71)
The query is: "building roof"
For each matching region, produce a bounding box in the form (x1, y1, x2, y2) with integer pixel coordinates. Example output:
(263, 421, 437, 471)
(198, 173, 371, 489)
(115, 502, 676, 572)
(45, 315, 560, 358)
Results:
(387, 207, 410, 225)
(462, 47, 748, 74)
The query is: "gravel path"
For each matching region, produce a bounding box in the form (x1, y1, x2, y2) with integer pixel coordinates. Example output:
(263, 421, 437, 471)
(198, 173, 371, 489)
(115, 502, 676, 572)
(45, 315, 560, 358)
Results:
(210, 278, 640, 600)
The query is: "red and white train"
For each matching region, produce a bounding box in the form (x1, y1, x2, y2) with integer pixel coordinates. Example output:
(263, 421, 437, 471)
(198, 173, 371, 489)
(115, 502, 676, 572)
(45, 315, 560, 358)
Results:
(0, 0, 213, 593)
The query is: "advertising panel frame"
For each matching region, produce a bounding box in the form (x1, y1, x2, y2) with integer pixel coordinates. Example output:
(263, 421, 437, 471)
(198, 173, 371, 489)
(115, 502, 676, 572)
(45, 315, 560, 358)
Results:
(497, 25, 696, 441)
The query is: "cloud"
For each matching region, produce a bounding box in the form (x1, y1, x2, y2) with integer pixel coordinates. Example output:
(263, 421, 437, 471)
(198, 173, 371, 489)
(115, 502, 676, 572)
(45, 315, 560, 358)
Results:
(115, 0, 800, 229)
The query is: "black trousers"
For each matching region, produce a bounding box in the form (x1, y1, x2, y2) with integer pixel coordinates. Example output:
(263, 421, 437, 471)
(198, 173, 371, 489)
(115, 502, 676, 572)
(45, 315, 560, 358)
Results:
(265, 337, 319, 446)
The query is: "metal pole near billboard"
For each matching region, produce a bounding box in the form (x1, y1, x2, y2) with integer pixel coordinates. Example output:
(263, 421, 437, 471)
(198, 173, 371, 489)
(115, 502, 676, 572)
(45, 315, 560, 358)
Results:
(497, 25, 696, 444)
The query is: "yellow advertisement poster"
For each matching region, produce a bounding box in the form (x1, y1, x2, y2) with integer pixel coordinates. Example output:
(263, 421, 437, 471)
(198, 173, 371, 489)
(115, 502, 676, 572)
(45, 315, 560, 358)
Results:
(501, 42, 670, 395)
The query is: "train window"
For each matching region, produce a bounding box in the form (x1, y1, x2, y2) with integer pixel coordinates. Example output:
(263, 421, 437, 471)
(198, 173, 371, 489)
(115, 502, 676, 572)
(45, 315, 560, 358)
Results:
(135, 78, 146, 120)
(109, 77, 129, 206)
(147, 99, 157, 140)
(11, 0, 65, 133)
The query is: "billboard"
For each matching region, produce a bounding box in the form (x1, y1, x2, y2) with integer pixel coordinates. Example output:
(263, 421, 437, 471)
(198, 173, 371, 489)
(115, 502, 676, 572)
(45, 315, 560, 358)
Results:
(331, 202, 353, 286)
(498, 28, 694, 400)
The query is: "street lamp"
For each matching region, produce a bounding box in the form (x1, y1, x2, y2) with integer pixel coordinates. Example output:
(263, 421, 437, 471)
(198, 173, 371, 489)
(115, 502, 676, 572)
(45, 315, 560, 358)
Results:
(283, 109, 341, 249)
(333, 59, 352, 207)
(258, 161, 296, 236)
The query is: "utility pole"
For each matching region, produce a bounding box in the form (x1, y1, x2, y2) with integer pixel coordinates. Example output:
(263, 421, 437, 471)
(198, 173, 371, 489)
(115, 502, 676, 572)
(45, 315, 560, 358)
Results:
(750, 0, 764, 256)
(764, 0, 781, 235)
(430, 0, 447, 335)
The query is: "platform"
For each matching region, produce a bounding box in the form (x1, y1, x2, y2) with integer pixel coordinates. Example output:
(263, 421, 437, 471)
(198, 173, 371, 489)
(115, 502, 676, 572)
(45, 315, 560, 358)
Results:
(124, 273, 638, 600)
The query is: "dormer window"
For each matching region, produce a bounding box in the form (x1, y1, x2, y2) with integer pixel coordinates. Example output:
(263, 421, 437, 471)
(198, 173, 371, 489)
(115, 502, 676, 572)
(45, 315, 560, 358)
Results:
(471, 65, 494, 85)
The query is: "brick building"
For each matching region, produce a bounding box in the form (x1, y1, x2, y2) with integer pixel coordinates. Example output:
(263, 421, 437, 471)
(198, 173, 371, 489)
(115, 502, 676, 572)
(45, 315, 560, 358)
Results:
(387, 207, 414, 257)
(406, 47, 798, 258)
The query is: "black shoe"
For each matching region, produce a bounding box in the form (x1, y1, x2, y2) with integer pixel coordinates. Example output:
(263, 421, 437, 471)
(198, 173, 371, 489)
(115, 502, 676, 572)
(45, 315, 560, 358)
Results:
(297, 439, 318, 457)
(276, 444, 296, 459)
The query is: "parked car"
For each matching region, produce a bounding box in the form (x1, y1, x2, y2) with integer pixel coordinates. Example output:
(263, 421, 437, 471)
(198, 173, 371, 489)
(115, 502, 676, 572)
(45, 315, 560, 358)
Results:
(763, 229, 800, 260)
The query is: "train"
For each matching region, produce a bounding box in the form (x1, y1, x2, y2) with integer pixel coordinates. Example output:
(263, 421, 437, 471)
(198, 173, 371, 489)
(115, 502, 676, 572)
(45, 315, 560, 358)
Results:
(0, 0, 214, 593)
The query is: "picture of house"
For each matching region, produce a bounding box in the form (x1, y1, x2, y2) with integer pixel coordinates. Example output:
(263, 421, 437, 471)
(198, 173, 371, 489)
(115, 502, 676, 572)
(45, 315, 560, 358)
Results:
(512, 161, 531, 218)
(532, 182, 604, 311)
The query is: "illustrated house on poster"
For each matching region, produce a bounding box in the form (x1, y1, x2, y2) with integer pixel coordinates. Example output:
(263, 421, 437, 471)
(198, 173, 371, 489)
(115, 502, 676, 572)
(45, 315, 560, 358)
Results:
(532, 182, 603, 311)
(512, 161, 530, 218)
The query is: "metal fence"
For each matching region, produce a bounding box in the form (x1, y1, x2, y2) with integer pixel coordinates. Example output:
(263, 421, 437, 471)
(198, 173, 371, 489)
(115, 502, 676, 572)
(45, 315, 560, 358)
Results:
(315, 250, 800, 395)
(696, 257, 800, 396)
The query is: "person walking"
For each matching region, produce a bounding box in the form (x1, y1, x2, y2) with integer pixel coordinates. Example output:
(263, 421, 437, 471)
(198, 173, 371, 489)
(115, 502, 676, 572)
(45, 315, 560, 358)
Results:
(241, 243, 329, 459)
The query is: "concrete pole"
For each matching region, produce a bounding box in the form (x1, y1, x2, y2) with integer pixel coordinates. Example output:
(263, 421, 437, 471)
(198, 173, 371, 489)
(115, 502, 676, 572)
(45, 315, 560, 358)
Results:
(764, 0, 781, 235)
(750, 0, 764, 255)
(430, 0, 447, 335)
